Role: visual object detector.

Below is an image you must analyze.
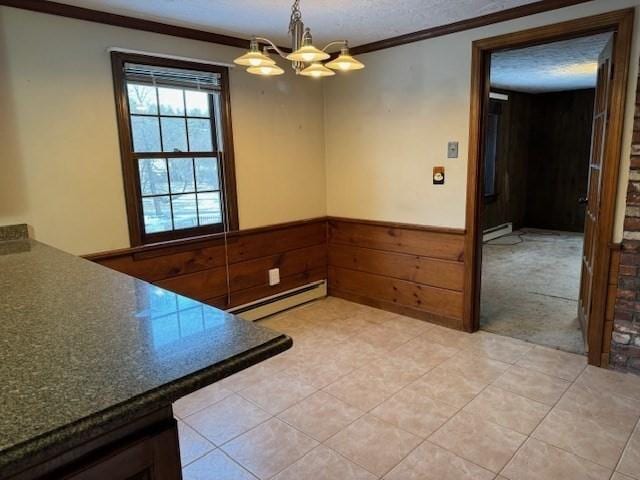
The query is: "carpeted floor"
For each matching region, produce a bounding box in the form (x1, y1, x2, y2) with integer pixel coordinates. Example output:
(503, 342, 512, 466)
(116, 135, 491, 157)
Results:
(480, 229, 585, 355)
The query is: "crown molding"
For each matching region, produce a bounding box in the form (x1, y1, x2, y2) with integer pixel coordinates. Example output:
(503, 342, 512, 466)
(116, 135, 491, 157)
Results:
(1, 0, 597, 57)
(0, 0, 280, 50)
(350, 0, 594, 54)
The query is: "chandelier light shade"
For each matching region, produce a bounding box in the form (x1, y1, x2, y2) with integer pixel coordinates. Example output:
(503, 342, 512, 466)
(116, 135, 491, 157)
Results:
(325, 47, 365, 71)
(247, 64, 285, 76)
(233, 49, 276, 67)
(234, 0, 364, 78)
(286, 44, 330, 63)
(300, 62, 335, 77)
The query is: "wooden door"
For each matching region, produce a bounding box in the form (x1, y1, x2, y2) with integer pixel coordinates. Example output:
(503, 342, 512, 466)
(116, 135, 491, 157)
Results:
(578, 36, 614, 345)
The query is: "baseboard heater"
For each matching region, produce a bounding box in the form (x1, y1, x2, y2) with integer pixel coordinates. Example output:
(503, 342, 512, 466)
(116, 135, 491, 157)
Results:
(483, 222, 513, 242)
(227, 280, 327, 321)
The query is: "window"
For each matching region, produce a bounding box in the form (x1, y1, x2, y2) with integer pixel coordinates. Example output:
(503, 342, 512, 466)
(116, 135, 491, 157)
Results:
(483, 99, 503, 200)
(111, 52, 238, 245)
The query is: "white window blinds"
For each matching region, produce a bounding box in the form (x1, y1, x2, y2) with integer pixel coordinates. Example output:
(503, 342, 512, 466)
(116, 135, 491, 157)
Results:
(123, 63, 222, 92)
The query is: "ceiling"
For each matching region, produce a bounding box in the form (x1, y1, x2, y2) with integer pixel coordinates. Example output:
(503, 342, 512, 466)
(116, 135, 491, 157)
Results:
(491, 33, 612, 93)
(47, 0, 541, 48)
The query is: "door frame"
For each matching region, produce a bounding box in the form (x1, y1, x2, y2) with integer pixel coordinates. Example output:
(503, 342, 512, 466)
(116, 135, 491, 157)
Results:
(463, 8, 634, 366)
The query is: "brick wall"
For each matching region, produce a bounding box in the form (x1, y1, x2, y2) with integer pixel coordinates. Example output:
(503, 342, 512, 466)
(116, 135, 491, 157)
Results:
(611, 69, 640, 373)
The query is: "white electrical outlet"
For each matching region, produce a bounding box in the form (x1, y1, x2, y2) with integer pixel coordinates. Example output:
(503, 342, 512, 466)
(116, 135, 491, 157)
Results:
(268, 268, 280, 286)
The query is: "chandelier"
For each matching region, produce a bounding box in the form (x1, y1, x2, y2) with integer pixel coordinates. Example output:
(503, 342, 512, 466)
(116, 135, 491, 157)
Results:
(233, 0, 365, 77)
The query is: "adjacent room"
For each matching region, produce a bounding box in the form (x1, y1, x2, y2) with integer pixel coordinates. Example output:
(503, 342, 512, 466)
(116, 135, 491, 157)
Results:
(480, 33, 613, 355)
(2, 1, 640, 480)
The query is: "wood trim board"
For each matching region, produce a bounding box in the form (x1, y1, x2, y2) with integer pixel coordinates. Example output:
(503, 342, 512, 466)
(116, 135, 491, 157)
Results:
(326, 216, 465, 235)
(328, 218, 465, 262)
(351, 0, 593, 54)
(84, 218, 328, 261)
(328, 244, 464, 291)
(155, 244, 327, 302)
(0, 0, 254, 49)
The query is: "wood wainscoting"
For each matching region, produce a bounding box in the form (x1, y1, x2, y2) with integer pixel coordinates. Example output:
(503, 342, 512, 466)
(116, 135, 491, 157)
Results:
(327, 217, 466, 329)
(87, 218, 619, 353)
(87, 216, 467, 328)
(86, 218, 327, 310)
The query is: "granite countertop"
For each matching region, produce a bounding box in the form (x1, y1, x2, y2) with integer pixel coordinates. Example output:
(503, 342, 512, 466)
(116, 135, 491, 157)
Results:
(0, 238, 291, 474)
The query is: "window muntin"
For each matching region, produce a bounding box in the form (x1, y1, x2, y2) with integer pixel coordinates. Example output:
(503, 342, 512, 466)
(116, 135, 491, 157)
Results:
(112, 53, 237, 245)
(136, 155, 221, 233)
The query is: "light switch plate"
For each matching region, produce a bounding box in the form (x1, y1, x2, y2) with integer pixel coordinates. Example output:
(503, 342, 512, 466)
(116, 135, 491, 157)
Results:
(268, 268, 280, 286)
(448, 141, 459, 158)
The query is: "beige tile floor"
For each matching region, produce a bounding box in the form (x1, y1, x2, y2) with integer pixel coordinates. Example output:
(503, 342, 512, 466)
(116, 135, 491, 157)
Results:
(173, 297, 640, 480)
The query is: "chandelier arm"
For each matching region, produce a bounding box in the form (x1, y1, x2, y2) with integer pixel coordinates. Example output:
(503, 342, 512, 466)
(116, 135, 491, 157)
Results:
(254, 37, 289, 59)
(321, 40, 348, 52)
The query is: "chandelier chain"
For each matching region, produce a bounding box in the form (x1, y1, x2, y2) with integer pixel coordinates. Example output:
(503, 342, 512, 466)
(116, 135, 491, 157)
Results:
(288, 0, 302, 33)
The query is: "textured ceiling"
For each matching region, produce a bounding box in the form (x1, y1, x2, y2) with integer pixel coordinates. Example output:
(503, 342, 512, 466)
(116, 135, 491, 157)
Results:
(47, 0, 540, 47)
(491, 33, 612, 93)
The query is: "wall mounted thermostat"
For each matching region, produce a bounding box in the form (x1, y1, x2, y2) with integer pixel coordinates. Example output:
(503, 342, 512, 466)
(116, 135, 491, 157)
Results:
(433, 166, 445, 185)
(448, 141, 459, 158)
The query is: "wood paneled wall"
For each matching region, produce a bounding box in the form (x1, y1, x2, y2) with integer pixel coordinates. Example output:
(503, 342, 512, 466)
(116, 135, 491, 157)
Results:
(526, 89, 595, 232)
(88, 217, 467, 328)
(483, 89, 595, 233)
(483, 92, 532, 230)
(327, 217, 466, 329)
(86, 219, 328, 310)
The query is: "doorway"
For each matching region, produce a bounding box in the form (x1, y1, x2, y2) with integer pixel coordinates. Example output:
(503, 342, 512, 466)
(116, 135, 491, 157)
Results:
(479, 33, 612, 354)
(464, 9, 634, 366)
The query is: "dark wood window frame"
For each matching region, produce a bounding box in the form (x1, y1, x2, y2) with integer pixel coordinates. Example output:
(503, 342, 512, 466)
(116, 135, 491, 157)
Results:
(111, 51, 239, 246)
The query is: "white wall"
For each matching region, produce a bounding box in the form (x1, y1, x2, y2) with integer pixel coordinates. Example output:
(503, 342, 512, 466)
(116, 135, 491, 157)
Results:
(0, 7, 326, 255)
(323, 0, 640, 241)
(2, 1, 639, 256)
